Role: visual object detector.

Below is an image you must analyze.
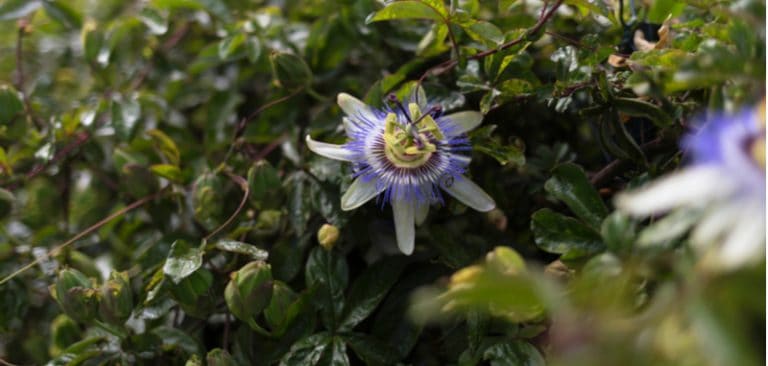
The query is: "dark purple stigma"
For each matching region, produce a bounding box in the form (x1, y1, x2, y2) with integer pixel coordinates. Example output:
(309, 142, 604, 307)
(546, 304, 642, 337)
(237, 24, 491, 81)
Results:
(387, 93, 412, 123)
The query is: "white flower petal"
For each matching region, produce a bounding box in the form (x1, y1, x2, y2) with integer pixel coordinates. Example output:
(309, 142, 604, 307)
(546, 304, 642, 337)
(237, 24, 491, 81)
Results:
(305, 135, 356, 162)
(392, 199, 415, 255)
(615, 166, 734, 217)
(443, 111, 483, 135)
(415, 202, 429, 226)
(442, 175, 495, 212)
(340, 177, 385, 211)
(717, 201, 765, 269)
(338, 93, 376, 123)
(342, 117, 360, 134)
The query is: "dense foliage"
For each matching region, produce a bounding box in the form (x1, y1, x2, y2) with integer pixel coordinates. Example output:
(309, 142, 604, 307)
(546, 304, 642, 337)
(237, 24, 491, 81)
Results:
(0, 0, 764, 365)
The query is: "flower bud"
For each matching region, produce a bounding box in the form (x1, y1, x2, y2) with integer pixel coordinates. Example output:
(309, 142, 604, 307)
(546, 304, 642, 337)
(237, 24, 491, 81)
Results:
(269, 52, 312, 90)
(225, 261, 273, 326)
(485, 246, 525, 275)
(486, 208, 508, 231)
(448, 265, 484, 290)
(98, 271, 133, 325)
(253, 209, 282, 236)
(206, 348, 238, 366)
(317, 224, 339, 250)
(50, 268, 99, 323)
(264, 281, 298, 335)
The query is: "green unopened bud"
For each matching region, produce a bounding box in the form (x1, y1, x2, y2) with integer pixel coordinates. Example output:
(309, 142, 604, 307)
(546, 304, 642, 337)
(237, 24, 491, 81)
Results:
(253, 209, 283, 235)
(264, 281, 298, 335)
(486, 208, 508, 231)
(225, 261, 273, 327)
(50, 268, 99, 323)
(185, 355, 202, 366)
(99, 271, 133, 325)
(269, 52, 312, 90)
(317, 224, 339, 250)
(485, 247, 525, 275)
(206, 348, 238, 366)
(50, 314, 81, 356)
(448, 265, 484, 290)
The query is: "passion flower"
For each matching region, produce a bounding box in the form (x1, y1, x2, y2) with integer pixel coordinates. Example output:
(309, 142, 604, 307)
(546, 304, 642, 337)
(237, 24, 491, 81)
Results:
(306, 91, 495, 254)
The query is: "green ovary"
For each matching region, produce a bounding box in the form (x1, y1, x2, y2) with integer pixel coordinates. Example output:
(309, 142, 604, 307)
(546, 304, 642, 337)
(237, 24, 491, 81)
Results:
(383, 104, 444, 168)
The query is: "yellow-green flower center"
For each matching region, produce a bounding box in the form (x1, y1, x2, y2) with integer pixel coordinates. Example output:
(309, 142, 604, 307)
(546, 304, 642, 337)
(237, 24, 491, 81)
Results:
(383, 103, 445, 168)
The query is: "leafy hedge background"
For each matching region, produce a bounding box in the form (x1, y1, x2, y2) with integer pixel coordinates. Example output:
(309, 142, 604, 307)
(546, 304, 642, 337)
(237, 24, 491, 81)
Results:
(0, 0, 764, 365)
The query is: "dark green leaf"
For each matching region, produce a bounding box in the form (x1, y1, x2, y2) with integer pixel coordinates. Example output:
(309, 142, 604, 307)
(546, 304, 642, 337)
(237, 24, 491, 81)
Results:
(544, 163, 608, 230)
(339, 257, 406, 330)
(531, 208, 605, 258)
(305, 247, 348, 330)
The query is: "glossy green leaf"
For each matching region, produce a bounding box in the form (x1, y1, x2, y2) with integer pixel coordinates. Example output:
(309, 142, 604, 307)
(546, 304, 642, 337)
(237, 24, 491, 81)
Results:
(544, 163, 608, 230)
(305, 247, 348, 330)
(214, 240, 269, 260)
(531, 208, 605, 258)
(339, 257, 405, 330)
(163, 240, 204, 283)
(366, 1, 444, 23)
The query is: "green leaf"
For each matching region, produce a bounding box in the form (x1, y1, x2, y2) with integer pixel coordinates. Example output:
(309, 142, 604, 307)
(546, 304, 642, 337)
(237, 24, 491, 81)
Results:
(218, 32, 245, 60)
(647, 0, 684, 23)
(214, 240, 269, 260)
(245, 36, 262, 63)
(280, 332, 331, 366)
(0, 0, 41, 21)
(482, 341, 545, 366)
(42, 0, 82, 29)
(613, 97, 674, 127)
(305, 247, 348, 330)
(366, 1, 444, 23)
(544, 163, 608, 230)
(111, 95, 142, 141)
(601, 212, 637, 254)
(317, 336, 349, 366)
(531, 208, 605, 258)
(459, 20, 505, 46)
(163, 240, 204, 283)
(149, 164, 184, 183)
(0, 85, 24, 124)
(339, 257, 405, 330)
(139, 6, 168, 35)
(248, 160, 283, 209)
(343, 333, 400, 366)
(152, 326, 201, 355)
(146, 129, 181, 165)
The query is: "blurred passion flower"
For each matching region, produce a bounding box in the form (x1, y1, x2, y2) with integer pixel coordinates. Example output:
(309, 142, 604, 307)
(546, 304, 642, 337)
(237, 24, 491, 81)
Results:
(306, 91, 495, 254)
(617, 103, 766, 270)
